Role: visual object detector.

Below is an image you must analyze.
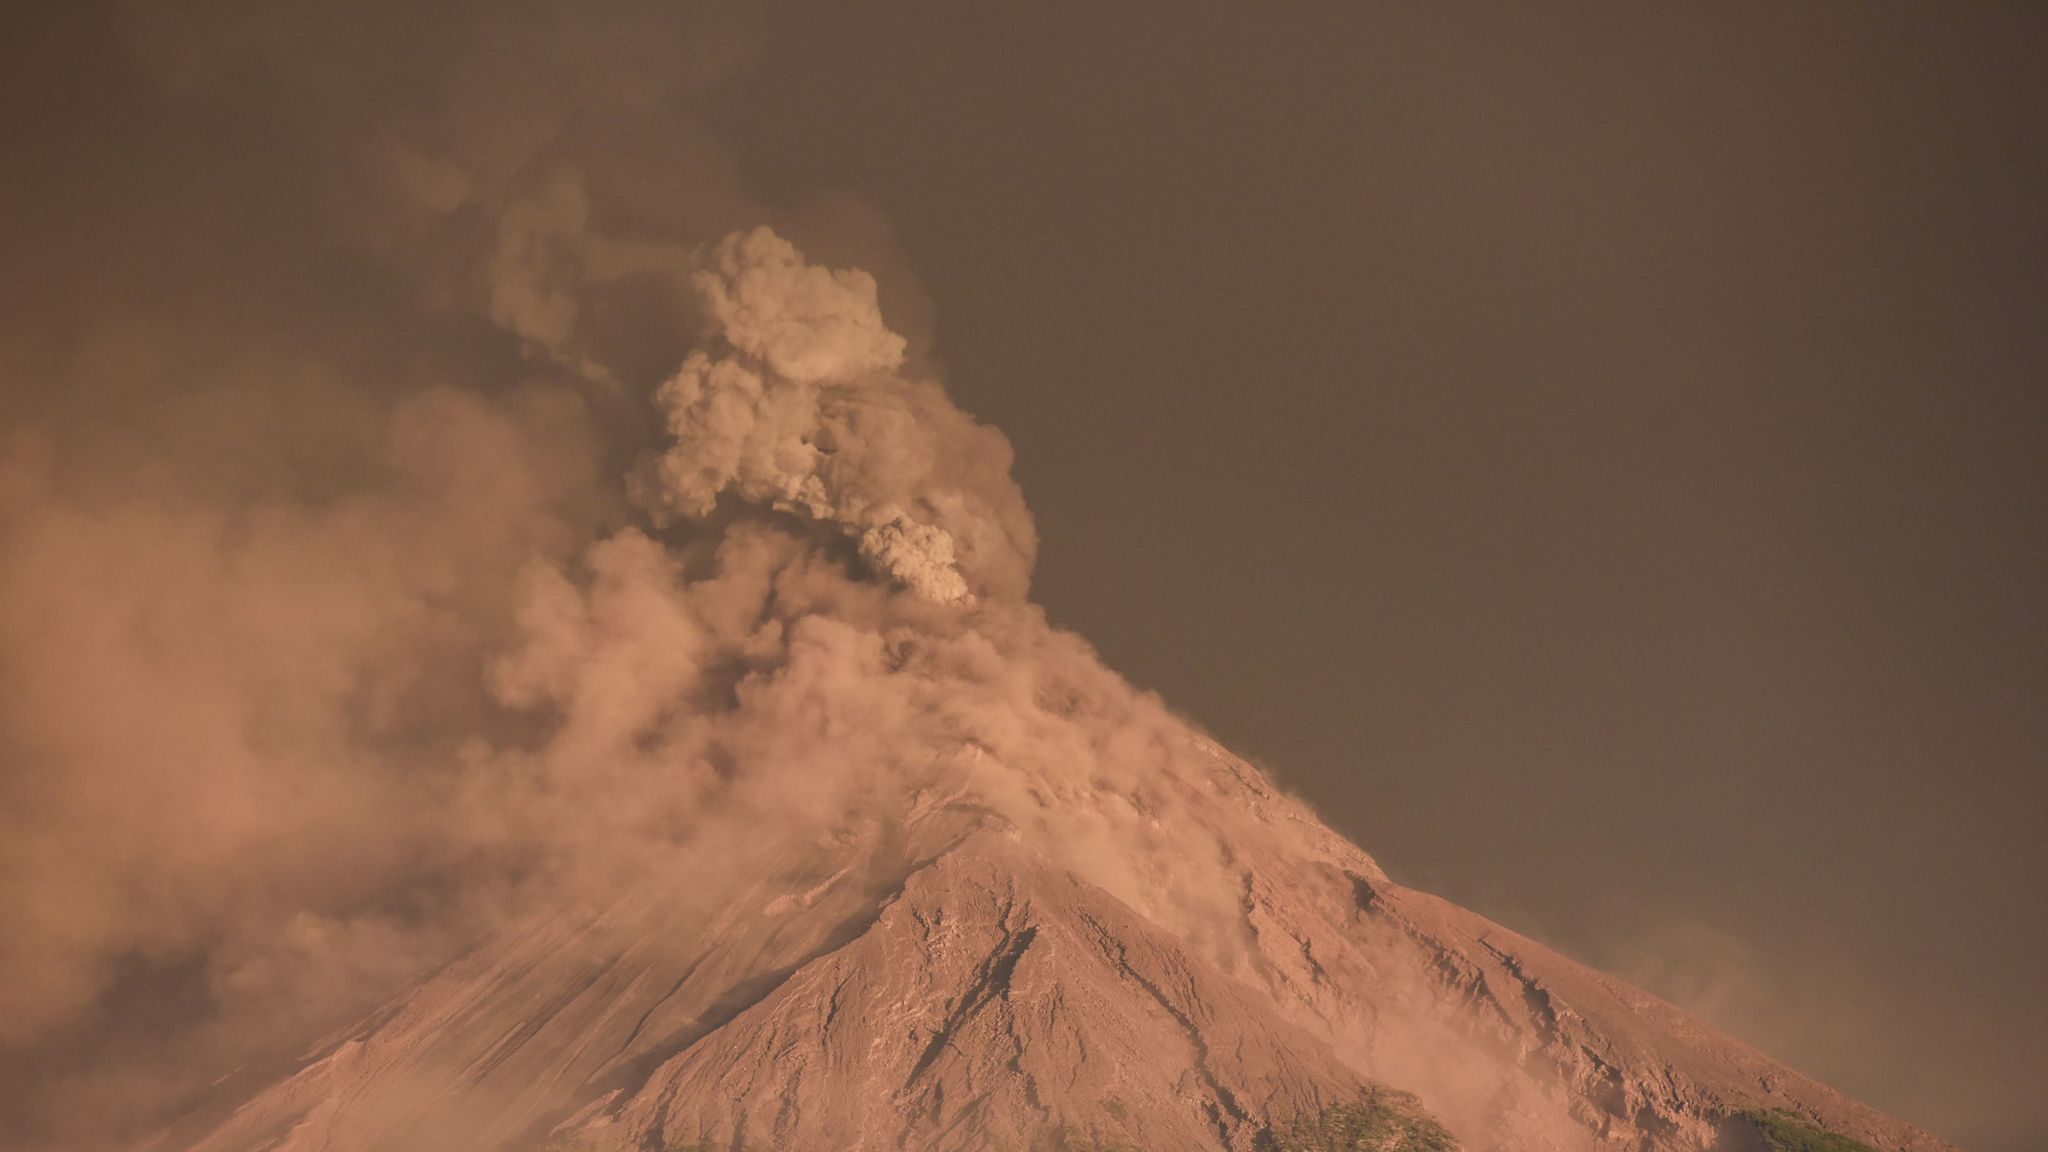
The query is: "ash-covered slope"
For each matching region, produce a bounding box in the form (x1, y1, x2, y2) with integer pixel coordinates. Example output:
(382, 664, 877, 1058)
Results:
(169, 743, 1951, 1152)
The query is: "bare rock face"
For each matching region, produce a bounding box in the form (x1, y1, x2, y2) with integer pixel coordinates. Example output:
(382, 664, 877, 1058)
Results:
(558, 838, 1375, 1151)
(169, 747, 1955, 1152)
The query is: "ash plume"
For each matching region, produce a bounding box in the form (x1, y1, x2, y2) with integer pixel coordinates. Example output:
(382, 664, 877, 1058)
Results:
(0, 8, 1204, 1147)
(640, 226, 1036, 605)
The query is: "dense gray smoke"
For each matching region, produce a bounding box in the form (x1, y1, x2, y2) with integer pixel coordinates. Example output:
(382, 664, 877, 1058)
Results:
(642, 227, 1036, 604)
(0, 8, 1228, 1148)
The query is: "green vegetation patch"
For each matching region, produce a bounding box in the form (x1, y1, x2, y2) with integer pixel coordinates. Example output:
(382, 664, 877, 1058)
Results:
(1740, 1109, 1883, 1152)
(1272, 1087, 1461, 1152)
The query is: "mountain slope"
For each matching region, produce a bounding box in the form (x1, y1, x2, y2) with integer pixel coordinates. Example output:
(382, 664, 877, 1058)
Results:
(167, 741, 1953, 1152)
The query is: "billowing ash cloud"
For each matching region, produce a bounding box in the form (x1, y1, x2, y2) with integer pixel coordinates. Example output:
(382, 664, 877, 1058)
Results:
(642, 227, 1036, 604)
(0, 9, 1196, 1149)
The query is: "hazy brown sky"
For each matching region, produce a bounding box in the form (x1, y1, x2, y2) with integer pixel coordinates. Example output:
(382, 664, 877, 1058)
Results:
(2, 4, 2043, 1150)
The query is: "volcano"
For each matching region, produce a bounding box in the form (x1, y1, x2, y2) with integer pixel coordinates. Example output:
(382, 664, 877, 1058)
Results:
(164, 732, 1949, 1152)
(120, 230, 1959, 1152)
(7, 6, 2035, 1147)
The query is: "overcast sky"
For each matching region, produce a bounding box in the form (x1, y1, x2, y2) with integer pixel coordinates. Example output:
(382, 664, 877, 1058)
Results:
(3, 5, 2042, 1150)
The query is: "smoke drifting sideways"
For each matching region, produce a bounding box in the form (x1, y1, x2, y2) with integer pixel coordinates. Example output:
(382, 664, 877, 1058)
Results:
(0, 7, 1242, 1149)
